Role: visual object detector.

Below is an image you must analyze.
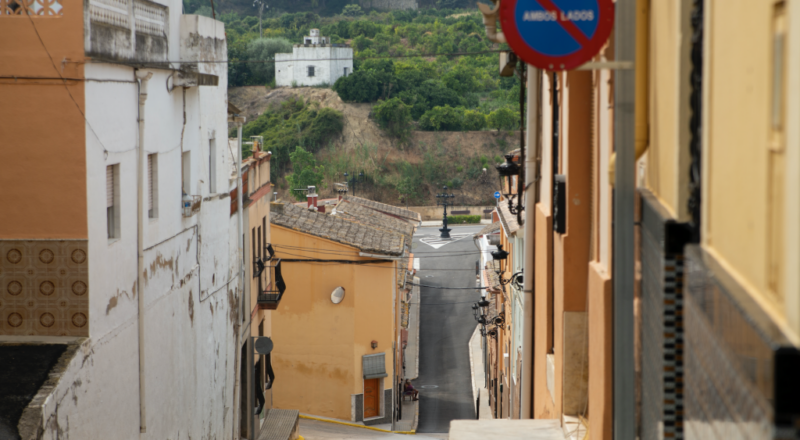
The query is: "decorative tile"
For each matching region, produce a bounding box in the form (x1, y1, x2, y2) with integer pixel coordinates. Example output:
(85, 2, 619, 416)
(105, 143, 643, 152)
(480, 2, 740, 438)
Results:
(0, 240, 88, 336)
(0, 0, 62, 15)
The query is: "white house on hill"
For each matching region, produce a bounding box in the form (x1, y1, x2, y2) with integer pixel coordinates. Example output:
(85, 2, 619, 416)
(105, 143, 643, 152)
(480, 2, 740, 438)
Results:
(275, 29, 353, 87)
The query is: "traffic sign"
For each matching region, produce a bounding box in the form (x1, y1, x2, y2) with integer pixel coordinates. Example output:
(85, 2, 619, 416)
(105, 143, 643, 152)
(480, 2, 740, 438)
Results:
(500, 0, 615, 71)
(494, 191, 501, 199)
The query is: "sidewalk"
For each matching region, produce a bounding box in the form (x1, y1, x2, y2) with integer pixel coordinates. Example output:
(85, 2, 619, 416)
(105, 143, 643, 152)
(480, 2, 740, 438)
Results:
(468, 324, 493, 420)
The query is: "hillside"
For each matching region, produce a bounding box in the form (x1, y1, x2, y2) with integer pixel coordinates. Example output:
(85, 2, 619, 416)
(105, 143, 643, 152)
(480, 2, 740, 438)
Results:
(229, 86, 519, 206)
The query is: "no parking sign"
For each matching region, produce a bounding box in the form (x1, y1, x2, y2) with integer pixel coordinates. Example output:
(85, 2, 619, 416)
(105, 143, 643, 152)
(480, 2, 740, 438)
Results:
(500, 0, 615, 71)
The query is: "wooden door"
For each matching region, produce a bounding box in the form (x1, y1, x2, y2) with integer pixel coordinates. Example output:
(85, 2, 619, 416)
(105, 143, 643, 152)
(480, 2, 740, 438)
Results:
(363, 379, 380, 419)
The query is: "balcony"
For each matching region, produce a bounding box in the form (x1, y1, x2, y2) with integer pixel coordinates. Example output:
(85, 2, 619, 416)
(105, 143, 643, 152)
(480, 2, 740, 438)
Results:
(254, 245, 286, 310)
(85, 0, 169, 62)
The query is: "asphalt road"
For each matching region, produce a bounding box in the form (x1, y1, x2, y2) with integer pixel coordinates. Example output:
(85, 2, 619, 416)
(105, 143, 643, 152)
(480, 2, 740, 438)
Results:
(412, 225, 484, 433)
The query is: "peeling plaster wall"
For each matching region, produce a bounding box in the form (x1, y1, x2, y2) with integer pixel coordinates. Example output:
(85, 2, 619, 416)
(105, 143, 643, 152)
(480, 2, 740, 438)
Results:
(36, 15, 240, 438)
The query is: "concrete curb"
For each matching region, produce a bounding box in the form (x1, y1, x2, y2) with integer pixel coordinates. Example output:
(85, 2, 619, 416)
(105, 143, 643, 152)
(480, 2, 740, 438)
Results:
(413, 277, 420, 380)
(299, 414, 416, 435)
(468, 324, 480, 415)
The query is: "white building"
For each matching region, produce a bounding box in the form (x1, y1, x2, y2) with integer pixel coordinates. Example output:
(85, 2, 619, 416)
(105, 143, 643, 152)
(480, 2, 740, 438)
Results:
(275, 29, 353, 87)
(0, 3, 299, 439)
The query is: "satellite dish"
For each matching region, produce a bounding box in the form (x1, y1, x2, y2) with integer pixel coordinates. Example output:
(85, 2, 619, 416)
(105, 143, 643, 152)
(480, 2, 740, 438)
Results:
(331, 286, 345, 304)
(254, 337, 273, 355)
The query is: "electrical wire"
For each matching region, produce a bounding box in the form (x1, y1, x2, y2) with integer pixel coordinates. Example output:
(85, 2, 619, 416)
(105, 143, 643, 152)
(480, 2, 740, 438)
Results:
(24, 13, 112, 155)
(272, 243, 484, 259)
(86, 49, 504, 66)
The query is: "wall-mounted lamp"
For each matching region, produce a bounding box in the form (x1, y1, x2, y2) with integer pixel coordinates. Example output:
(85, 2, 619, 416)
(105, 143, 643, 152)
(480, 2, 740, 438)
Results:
(371, 340, 378, 349)
(495, 154, 523, 214)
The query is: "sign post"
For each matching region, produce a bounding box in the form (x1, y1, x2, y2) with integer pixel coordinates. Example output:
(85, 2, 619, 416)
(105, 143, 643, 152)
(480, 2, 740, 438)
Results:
(500, 0, 614, 71)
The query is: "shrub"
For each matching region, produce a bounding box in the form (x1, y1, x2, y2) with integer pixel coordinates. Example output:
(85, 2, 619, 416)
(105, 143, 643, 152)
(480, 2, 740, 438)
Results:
(447, 215, 481, 224)
(418, 105, 463, 131)
(487, 107, 520, 131)
(333, 70, 380, 102)
(373, 97, 413, 140)
(462, 109, 487, 131)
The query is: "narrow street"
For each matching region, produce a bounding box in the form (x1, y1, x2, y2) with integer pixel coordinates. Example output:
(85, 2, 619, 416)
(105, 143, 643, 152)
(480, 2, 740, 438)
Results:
(413, 225, 484, 433)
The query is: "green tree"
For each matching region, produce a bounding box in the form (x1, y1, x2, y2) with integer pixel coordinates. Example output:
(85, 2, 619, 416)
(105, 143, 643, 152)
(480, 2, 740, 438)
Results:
(342, 3, 363, 16)
(462, 109, 487, 131)
(285, 146, 326, 201)
(373, 97, 412, 140)
(418, 105, 463, 131)
(487, 107, 519, 131)
(246, 38, 293, 84)
(333, 70, 380, 102)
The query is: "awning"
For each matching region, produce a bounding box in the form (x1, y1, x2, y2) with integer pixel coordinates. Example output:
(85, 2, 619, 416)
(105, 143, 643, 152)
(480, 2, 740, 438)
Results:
(362, 353, 388, 379)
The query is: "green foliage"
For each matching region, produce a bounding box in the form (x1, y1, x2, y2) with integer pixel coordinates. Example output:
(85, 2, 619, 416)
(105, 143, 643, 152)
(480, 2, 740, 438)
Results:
(240, 97, 344, 176)
(285, 146, 326, 201)
(418, 105, 464, 131)
(462, 109, 487, 131)
(487, 107, 520, 131)
(333, 70, 379, 102)
(222, 8, 523, 132)
(373, 97, 413, 140)
(341, 3, 363, 16)
(245, 38, 293, 84)
(447, 215, 481, 224)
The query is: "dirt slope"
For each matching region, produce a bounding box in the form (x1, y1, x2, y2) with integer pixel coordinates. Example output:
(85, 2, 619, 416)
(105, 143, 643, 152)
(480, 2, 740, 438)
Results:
(228, 86, 520, 205)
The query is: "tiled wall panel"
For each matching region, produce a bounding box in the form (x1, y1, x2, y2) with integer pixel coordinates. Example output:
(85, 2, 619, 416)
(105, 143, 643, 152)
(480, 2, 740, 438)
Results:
(0, 240, 89, 336)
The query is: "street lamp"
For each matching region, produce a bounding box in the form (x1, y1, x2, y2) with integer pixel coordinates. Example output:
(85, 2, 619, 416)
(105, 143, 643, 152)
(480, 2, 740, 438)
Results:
(495, 154, 523, 214)
(436, 185, 455, 239)
(344, 171, 365, 197)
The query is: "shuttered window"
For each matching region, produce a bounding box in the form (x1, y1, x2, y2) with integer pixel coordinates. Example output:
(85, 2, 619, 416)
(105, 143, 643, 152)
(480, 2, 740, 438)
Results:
(147, 154, 154, 217)
(106, 165, 119, 239)
(106, 166, 114, 208)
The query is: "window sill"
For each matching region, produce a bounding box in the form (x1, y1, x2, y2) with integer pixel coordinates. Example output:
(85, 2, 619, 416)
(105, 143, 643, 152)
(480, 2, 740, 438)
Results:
(108, 238, 121, 245)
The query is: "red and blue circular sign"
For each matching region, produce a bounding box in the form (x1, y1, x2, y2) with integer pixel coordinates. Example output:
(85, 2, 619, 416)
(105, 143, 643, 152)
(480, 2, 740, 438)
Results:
(500, 0, 615, 71)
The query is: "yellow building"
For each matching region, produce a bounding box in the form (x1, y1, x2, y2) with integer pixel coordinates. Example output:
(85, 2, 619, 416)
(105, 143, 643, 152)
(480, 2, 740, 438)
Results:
(267, 196, 416, 424)
(641, 0, 800, 438)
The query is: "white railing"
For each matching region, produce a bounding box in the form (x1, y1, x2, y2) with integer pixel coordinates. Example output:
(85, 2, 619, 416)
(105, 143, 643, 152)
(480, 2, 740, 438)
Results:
(89, 0, 130, 29)
(88, 0, 166, 36)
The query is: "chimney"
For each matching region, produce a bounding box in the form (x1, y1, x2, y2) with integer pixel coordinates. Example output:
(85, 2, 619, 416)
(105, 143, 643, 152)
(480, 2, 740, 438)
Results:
(306, 186, 318, 209)
(271, 201, 284, 215)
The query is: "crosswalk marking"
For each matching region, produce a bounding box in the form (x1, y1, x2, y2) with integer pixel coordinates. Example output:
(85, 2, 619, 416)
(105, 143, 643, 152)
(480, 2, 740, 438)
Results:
(417, 233, 472, 249)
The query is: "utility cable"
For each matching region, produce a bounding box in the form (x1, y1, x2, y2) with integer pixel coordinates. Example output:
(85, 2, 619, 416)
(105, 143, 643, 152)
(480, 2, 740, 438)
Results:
(86, 49, 505, 66)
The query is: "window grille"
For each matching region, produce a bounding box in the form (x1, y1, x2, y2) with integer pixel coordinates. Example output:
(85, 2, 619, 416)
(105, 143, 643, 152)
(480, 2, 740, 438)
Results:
(308, 66, 315, 77)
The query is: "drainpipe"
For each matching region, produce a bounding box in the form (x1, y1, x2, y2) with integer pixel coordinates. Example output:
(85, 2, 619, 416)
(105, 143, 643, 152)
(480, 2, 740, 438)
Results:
(521, 65, 539, 419)
(232, 115, 246, 439)
(135, 69, 153, 434)
(613, 0, 637, 437)
(608, 0, 650, 185)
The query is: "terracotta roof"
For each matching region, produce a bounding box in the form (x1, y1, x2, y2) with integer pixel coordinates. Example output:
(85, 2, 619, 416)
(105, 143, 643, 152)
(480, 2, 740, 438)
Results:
(474, 221, 501, 237)
(497, 195, 521, 234)
(334, 199, 415, 240)
(270, 202, 405, 256)
(343, 196, 421, 223)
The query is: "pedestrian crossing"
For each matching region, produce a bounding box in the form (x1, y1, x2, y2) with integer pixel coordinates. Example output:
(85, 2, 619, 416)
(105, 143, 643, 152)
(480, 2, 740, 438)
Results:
(417, 233, 472, 249)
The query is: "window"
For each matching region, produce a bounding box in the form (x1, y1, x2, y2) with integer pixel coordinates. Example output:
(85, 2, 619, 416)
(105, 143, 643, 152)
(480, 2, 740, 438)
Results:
(182, 151, 191, 196)
(148, 154, 158, 218)
(344, 67, 349, 77)
(209, 138, 217, 194)
(106, 164, 120, 239)
(307, 66, 315, 77)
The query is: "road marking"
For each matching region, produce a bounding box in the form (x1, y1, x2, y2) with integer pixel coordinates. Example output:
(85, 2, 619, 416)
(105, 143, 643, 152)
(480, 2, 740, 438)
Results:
(417, 233, 472, 249)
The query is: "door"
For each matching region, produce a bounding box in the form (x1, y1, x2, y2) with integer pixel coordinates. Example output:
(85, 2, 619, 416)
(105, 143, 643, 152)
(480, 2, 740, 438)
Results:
(364, 378, 380, 419)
